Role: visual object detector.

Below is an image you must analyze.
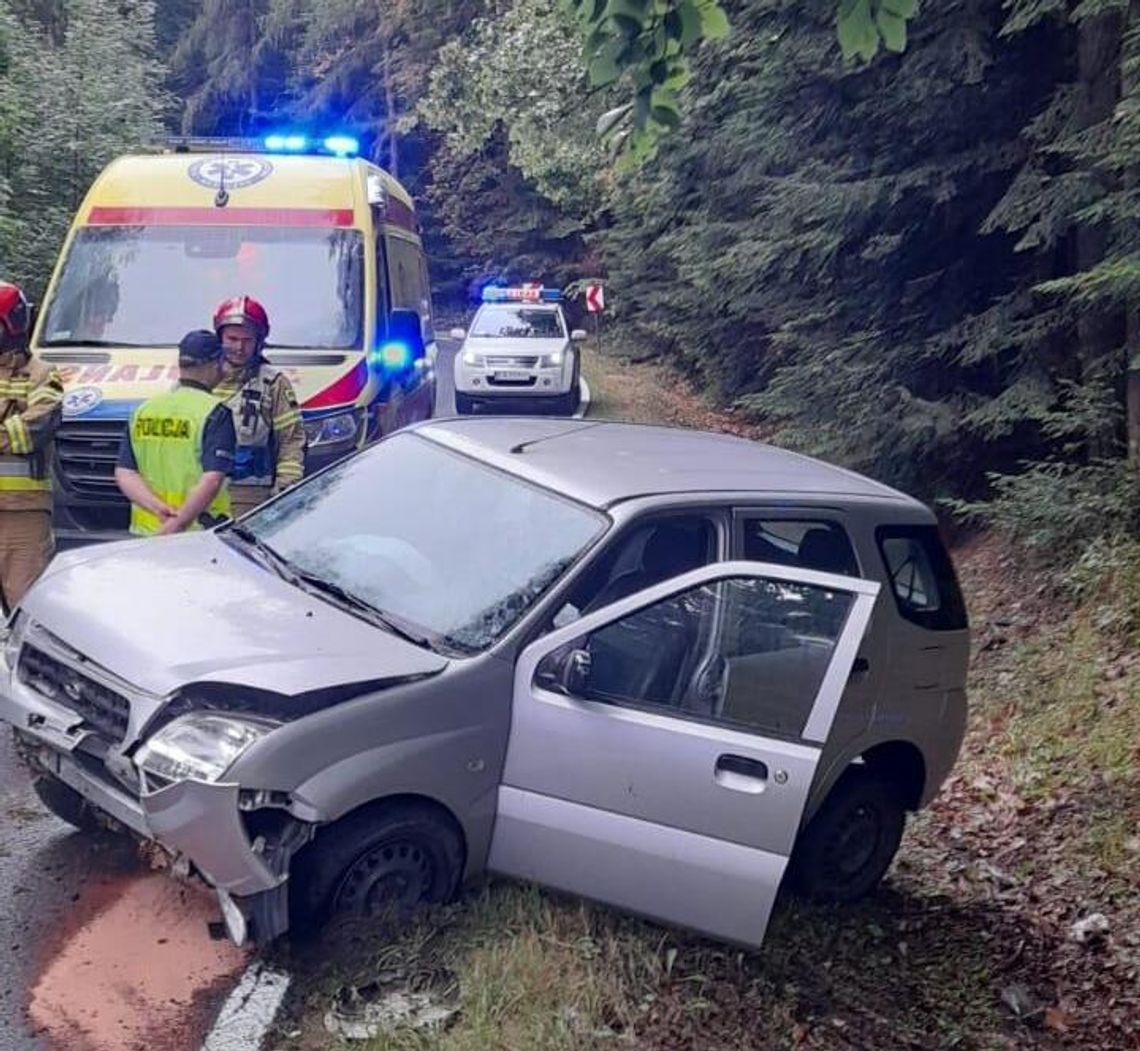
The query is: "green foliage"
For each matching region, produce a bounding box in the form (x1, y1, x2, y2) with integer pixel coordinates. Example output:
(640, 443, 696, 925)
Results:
(0, 0, 167, 296)
(946, 459, 1140, 567)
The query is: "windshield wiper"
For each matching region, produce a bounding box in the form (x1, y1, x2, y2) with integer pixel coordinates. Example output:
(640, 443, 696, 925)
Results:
(290, 569, 435, 650)
(223, 524, 298, 581)
(40, 339, 157, 348)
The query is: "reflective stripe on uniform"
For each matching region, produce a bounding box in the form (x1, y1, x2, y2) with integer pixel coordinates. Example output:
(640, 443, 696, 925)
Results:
(0, 455, 48, 491)
(3, 417, 30, 455)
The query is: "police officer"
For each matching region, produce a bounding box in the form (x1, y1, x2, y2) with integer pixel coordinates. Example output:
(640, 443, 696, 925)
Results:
(0, 281, 63, 611)
(114, 330, 235, 536)
(212, 296, 305, 517)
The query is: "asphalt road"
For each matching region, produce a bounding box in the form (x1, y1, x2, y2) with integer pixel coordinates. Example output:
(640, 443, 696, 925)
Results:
(0, 343, 468, 1050)
(0, 334, 544, 1049)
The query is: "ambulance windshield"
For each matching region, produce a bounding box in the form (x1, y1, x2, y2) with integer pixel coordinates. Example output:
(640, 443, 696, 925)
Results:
(40, 225, 364, 349)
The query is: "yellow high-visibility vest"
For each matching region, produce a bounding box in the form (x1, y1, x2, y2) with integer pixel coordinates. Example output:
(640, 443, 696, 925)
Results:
(128, 385, 231, 535)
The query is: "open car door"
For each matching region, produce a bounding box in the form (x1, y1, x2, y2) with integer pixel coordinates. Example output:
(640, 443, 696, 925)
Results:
(488, 560, 879, 948)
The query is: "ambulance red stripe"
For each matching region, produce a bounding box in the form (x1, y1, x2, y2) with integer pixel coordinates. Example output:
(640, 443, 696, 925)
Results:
(87, 206, 355, 227)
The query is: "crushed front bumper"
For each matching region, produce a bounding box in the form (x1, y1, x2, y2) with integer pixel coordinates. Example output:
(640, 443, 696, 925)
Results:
(0, 643, 312, 944)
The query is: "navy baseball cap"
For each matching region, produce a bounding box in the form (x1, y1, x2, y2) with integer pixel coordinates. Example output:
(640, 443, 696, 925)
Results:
(178, 329, 224, 365)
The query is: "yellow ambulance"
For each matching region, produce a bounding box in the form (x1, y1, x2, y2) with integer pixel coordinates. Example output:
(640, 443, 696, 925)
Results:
(31, 135, 437, 543)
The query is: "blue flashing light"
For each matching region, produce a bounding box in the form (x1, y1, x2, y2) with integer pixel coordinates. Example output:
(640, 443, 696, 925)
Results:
(482, 285, 563, 304)
(372, 341, 412, 372)
(264, 133, 309, 152)
(324, 135, 360, 157)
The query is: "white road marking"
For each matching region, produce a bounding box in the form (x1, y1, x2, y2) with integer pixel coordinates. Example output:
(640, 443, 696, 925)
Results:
(201, 960, 291, 1051)
(574, 378, 591, 419)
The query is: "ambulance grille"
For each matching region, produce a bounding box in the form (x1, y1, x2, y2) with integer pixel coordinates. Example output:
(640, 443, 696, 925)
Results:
(55, 420, 128, 499)
(18, 645, 131, 743)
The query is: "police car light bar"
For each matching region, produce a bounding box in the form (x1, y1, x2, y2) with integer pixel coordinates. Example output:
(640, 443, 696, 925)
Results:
(163, 134, 360, 158)
(482, 286, 563, 303)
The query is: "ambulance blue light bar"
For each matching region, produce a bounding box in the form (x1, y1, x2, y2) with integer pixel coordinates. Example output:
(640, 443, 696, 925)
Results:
(264, 133, 308, 152)
(482, 286, 563, 303)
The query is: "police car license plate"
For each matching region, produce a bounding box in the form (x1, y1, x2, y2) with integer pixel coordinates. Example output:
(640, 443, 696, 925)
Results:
(493, 369, 531, 382)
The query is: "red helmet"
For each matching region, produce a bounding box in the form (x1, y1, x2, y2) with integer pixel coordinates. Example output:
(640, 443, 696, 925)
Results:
(213, 295, 270, 343)
(0, 281, 31, 349)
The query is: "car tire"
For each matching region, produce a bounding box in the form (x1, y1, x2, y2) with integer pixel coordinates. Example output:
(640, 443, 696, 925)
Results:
(32, 774, 106, 833)
(290, 802, 464, 930)
(787, 767, 905, 903)
(455, 392, 474, 415)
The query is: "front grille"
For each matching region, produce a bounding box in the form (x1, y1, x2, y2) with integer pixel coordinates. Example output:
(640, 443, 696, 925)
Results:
(18, 645, 131, 743)
(486, 356, 539, 368)
(55, 419, 129, 500)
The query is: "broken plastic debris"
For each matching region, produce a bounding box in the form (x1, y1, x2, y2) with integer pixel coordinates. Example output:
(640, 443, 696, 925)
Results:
(1069, 913, 1110, 945)
(323, 978, 459, 1040)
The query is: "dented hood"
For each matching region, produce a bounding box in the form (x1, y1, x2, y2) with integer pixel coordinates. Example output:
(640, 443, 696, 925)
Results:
(23, 533, 447, 698)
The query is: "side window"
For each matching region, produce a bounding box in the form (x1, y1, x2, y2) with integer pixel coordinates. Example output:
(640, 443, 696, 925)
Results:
(373, 232, 390, 343)
(739, 517, 859, 577)
(538, 575, 855, 740)
(876, 525, 967, 631)
(552, 515, 718, 627)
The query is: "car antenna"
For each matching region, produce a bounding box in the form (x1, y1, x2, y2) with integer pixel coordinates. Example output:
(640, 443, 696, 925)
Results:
(509, 421, 600, 455)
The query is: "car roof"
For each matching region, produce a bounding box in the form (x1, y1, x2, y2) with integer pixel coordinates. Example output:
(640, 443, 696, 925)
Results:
(416, 418, 923, 510)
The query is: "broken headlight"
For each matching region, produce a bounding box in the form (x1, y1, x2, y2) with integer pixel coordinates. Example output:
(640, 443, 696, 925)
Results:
(134, 713, 277, 784)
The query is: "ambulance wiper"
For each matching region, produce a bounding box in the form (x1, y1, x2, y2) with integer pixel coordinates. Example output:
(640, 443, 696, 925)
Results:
(39, 338, 154, 348)
(290, 570, 435, 650)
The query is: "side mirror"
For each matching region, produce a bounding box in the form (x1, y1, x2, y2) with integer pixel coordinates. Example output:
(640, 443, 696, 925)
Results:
(450, 327, 466, 340)
(388, 308, 426, 360)
(537, 646, 592, 696)
(27, 303, 39, 337)
(570, 329, 588, 342)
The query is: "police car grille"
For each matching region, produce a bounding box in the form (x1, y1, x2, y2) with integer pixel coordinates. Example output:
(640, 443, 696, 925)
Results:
(56, 420, 128, 499)
(485, 356, 539, 368)
(18, 645, 131, 743)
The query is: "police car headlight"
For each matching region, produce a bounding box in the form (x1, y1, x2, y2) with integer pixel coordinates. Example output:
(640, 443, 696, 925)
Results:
(304, 410, 360, 448)
(135, 714, 276, 784)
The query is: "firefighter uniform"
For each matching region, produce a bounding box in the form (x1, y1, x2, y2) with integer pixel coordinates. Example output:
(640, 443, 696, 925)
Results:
(0, 351, 63, 610)
(215, 364, 305, 517)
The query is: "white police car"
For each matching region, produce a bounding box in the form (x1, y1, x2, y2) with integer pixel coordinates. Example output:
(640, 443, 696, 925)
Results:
(451, 286, 586, 415)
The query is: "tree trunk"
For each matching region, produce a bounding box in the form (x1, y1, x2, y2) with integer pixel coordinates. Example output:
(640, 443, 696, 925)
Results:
(1074, 12, 1125, 456)
(381, 35, 399, 179)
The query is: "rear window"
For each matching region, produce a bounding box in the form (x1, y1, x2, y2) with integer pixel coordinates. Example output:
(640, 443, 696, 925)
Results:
(740, 517, 859, 577)
(876, 525, 967, 631)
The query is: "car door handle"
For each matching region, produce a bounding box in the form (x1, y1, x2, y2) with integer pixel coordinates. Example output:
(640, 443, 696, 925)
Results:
(714, 754, 768, 794)
(851, 656, 870, 675)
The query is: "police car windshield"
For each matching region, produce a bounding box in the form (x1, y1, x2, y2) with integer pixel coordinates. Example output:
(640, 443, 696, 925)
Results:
(40, 226, 364, 350)
(470, 306, 565, 339)
(243, 434, 605, 654)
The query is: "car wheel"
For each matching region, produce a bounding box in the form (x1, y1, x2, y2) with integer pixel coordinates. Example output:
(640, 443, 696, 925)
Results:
(787, 767, 905, 903)
(32, 774, 106, 833)
(291, 802, 464, 928)
(455, 392, 474, 415)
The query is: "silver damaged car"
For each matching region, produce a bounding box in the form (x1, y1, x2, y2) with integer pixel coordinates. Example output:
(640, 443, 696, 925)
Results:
(0, 419, 969, 948)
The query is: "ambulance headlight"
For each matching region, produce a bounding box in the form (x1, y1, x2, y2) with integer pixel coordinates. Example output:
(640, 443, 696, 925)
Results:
(462, 349, 481, 366)
(135, 714, 276, 784)
(541, 350, 563, 367)
(304, 410, 361, 448)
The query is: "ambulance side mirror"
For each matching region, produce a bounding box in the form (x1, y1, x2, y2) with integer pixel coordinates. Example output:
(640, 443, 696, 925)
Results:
(450, 328, 466, 340)
(388, 308, 426, 360)
(571, 329, 587, 342)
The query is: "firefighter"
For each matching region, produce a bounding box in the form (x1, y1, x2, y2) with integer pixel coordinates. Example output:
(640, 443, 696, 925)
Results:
(114, 330, 235, 536)
(0, 281, 64, 612)
(212, 296, 305, 517)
